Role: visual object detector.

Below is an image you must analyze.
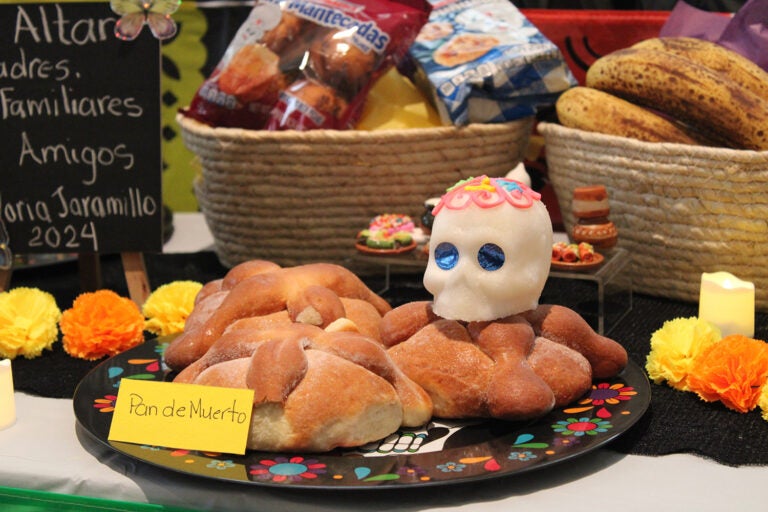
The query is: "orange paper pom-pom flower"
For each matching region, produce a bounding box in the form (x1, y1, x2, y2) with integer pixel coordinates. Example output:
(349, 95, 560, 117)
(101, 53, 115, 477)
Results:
(60, 290, 145, 360)
(686, 335, 768, 413)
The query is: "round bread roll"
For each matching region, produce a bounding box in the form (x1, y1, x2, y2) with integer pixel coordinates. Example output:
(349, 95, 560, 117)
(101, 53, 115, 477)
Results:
(261, 12, 310, 54)
(217, 44, 287, 104)
(309, 31, 379, 97)
(268, 79, 349, 130)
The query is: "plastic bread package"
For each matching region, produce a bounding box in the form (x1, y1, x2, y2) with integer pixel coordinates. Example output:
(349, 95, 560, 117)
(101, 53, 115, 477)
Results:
(405, 0, 577, 126)
(182, 0, 431, 130)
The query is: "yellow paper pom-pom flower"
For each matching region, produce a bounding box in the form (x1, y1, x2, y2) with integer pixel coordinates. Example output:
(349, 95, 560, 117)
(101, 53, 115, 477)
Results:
(645, 317, 721, 391)
(758, 383, 768, 422)
(60, 290, 145, 360)
(142, 281, 202, 336)
(0, 287, 61, 359)
(686, 334, 768, 414)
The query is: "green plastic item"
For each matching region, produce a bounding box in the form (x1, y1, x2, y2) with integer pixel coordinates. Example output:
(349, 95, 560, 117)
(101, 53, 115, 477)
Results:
(0, 486, 196, 512)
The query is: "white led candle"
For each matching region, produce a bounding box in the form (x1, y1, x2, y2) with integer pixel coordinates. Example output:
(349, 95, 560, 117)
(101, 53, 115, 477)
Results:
(699, 271, 755, 338)
(0, 359, 15, 430)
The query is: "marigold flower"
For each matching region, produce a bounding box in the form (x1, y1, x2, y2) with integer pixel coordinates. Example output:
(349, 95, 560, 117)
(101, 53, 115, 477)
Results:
(142, 280, 202, 336)
(645, 317, 721, 391)
(0, 287, 61, 359)
(60, 290, 145, 360)
(686, 334, 768, 413)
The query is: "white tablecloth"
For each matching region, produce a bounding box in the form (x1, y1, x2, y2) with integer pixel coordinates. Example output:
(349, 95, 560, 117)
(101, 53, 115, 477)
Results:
(3, 392, 766, 511)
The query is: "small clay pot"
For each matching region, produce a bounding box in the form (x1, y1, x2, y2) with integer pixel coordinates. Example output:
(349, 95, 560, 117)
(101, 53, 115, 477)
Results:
(572, 185, 618, 249)
(572, 185, 610, 219)
(572, 221, 618, 249)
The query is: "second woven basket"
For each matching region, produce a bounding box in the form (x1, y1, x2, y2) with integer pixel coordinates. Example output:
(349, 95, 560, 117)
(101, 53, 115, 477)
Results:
(540, 122, 768, 311)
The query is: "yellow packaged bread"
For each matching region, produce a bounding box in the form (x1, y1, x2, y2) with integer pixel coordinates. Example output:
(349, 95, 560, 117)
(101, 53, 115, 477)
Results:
(356, 68, 443, 130)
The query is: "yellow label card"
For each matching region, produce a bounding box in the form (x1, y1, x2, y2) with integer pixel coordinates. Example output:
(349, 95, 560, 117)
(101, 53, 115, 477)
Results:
(108, 379, 254, 455)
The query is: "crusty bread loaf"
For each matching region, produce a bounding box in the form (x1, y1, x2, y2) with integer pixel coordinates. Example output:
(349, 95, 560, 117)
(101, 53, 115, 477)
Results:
(388, 319, 495, 418)
(386, 316, 591, 421)
(585, 46, 768, 150)
(194, 348, 403, 452)
(174, 322, 315, 384)
(521, 304, 628, 379)
(528, 337, 592, 406)
(631, 36, 768, 100)
(165, 261, 392, 370)
(167, 258, 628, 452)
(179, 323, 433, 452)
(556, 86, 705, 145)
(382, 302, 627, 421)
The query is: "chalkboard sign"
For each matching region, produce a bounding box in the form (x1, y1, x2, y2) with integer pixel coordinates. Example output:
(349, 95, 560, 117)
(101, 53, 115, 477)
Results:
(0, 1, 162, 255)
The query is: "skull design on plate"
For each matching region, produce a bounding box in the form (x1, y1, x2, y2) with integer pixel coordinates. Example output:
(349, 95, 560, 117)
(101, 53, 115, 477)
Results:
(424, 175, 553, 322)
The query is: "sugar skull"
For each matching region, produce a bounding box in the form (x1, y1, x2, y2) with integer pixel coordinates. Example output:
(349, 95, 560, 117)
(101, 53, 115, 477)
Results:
(423, 176, 553, 322)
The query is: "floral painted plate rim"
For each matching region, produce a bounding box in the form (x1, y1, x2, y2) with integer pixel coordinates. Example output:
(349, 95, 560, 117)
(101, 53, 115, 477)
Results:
(73, 336, 649, 490)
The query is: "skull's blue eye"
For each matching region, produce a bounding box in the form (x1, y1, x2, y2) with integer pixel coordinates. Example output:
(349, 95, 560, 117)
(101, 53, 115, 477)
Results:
(478, 243, 504, 271)
(434, 242, 459, 270)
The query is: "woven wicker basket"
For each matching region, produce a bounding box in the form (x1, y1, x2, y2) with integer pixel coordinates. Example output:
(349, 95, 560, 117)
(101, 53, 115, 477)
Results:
(178, 114, 533, 269)
(539, 122, 768, 311)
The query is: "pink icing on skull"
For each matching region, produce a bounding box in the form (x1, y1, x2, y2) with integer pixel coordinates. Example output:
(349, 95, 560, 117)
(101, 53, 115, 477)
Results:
(424, 175, 553, 322)
(432, 175, 541, 214)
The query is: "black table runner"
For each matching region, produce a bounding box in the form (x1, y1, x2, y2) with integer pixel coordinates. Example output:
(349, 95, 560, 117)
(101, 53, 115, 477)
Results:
(8, 251, 768, 467)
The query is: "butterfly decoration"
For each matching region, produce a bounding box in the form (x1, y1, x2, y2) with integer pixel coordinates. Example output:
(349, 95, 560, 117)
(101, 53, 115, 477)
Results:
(110, 0, 181, 41)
